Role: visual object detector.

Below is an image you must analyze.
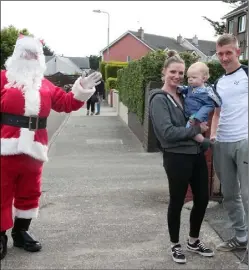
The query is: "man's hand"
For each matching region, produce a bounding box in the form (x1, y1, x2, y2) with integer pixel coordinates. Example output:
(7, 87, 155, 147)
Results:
(80, 72, 102, 89)
(210, 135, 216, 142)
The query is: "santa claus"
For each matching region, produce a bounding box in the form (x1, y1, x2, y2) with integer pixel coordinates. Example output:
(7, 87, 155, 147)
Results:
(0, 35, 102, 260)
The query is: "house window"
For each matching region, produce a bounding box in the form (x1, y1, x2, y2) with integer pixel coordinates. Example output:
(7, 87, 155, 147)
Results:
(228, 20, 234, 34)
(238, 15, 246, 33)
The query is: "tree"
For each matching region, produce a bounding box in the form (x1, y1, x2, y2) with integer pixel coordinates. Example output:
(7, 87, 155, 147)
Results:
(43, 44, 54, 56)
(89, 55, 102, 70)
(202, 17, 226, 36)
(222, 0, 247, 6)
(203, 0, 248, 36)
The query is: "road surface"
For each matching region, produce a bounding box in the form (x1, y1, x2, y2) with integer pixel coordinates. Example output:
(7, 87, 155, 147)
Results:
(47, 110, 67, 141)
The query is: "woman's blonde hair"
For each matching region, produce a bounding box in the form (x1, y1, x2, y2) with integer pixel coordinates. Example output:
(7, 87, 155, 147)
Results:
(163, 50, 185, 69)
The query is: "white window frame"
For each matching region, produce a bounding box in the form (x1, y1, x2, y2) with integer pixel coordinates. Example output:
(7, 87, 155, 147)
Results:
(238, 15, 246, 33)
(228, 20, 234, 34)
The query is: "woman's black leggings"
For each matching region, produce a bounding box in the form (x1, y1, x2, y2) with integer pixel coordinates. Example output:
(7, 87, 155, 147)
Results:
(163, 151, 209, 243)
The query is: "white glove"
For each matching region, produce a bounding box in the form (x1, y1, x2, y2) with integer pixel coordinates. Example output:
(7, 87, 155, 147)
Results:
(80, 71, 102, 89)
(71, 72, 102, 102)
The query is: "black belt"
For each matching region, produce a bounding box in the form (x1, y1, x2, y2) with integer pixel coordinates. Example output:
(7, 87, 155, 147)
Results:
(0, 113, 47, 131)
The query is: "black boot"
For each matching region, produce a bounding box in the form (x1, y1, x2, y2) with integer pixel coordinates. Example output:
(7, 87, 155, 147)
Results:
(11, 218, 42, 252)
(0, 231, 8, 260)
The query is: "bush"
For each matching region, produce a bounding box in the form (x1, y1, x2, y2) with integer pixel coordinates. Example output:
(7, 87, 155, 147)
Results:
(99, 61, 127, 81)
(106, 77, 117, 91)
(240, 59, 248, 66)
(105, 63, 128, 81)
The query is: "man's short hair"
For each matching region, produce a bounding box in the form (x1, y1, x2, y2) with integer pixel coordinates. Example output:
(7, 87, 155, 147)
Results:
(216, 33, 239, 48)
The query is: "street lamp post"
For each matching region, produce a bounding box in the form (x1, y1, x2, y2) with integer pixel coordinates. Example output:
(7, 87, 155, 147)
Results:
(93, 9, 110, 62)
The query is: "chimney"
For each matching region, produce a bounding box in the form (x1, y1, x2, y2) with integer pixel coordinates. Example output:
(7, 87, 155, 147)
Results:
(192, 35, 198, 46)
(177, 34, 182, 44)
(138, 27, 144, 40)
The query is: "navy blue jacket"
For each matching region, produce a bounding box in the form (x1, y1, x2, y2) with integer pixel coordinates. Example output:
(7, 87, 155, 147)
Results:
(178, 84, 222, 122)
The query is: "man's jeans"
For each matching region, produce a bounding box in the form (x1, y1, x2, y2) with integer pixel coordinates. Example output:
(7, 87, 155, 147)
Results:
(213, 139, 248, 239)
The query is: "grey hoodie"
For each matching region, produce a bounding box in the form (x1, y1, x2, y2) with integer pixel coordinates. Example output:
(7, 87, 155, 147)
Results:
(149, 89, 202, 154)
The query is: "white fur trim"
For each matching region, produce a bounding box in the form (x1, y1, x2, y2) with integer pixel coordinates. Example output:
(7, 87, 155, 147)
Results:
(1, 138, 48, 162)
(24, 88, 41, 116)
(14, 207, 39, 219)
(71, 77, 95, 102)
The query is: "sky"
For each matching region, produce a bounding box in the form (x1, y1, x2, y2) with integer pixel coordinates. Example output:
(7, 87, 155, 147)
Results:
(1, 1, 234, 57)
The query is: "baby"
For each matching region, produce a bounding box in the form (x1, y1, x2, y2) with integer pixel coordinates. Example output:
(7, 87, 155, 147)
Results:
(178, 62, 222, 151)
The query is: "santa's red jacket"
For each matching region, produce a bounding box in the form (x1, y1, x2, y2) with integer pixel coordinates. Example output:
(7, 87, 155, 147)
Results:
(1, 70, 85, 162)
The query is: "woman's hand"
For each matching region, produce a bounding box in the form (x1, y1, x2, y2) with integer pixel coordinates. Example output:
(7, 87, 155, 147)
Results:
(200, 122, 209, 133)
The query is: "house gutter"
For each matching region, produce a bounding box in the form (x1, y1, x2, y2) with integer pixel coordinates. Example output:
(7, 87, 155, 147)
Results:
(221, 7, 248, 20)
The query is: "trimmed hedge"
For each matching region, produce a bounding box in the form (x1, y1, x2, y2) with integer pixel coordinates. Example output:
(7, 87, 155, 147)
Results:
(106, 77, 117, 91)
(105, 63, 127, 82)
(99, 61, 127, 81)
(117, 49, 248, 125)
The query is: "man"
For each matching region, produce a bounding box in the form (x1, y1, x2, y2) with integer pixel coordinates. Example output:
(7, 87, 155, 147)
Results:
(211, 34, 248, 252)
(95, 79, 105, 115)
(0, 35, 102, 260)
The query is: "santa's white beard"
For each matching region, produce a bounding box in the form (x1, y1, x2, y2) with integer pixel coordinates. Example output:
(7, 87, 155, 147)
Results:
(5, 55, 46, 92)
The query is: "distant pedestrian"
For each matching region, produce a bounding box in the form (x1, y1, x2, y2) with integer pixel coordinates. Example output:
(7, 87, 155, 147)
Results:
(86, 70, 102, 116)
(95, 79, 105, 115)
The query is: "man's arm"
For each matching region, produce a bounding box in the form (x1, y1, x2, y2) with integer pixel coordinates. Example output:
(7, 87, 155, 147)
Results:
(210, 107, 221, 141)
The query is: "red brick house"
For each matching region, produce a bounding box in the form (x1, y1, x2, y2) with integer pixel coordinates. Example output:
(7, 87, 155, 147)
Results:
(100, 27, 217, 62)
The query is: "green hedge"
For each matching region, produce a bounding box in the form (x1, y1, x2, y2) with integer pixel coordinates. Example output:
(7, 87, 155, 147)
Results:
(105, 63, 127, 81)
(106, 77, 117, 91)
(117, 49, 248, 125)
(99, 61, 127, 81)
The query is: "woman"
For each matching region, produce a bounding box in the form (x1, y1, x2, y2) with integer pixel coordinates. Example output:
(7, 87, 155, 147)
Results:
(149, 51, 214, 264)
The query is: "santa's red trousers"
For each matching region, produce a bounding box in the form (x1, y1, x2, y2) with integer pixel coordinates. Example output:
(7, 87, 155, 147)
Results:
(0, 154, 43, 231)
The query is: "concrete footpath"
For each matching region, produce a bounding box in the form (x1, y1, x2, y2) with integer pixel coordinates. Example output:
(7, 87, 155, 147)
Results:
(2, 104, 245, 269)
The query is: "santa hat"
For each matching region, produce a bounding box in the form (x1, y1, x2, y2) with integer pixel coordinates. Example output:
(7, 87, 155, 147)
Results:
(13, 34, 44, 60)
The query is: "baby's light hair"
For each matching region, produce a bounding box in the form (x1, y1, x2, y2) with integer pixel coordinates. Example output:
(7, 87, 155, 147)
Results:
(187, 62, 210, 80)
